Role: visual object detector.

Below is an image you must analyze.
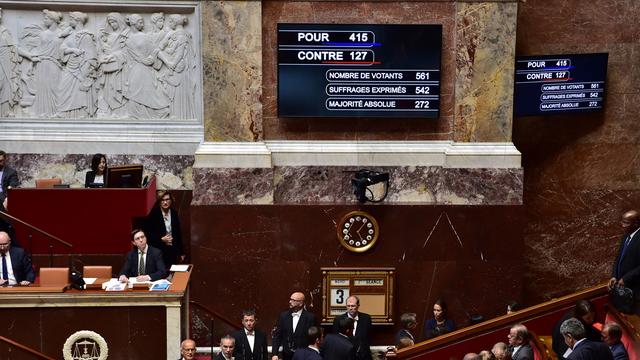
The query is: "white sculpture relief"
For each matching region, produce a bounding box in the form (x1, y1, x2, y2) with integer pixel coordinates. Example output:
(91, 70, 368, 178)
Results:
(58, 12, 98, 118)
(19, 10, 65, 117)
(158, 14, 197, 119)
(123, 14, 170, 119)
(0, 8, 20, 117)
(0, 8, 199, 120)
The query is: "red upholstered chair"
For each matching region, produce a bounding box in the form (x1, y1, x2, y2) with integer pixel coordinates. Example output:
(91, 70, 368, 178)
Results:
(35, 178, 62, 188)
(39, 267, 69, 286)
(82, 266, 112, 279)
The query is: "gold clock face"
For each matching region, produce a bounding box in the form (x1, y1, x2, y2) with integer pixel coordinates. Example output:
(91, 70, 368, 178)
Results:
(337, 211, 379, 253)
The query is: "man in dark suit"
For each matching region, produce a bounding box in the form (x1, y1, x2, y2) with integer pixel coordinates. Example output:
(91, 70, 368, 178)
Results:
(507, 324, 533, 360)
(292, 326, 322, 360)
(118, 229, 166, 282)
(321, 317, 356, 360)
(272, 291, 317, 360)
(395, 312, 417, 347)
(217, 335, 235, 360)
(233, 309, 268, 360)
(610, 210, 640, 313)
(602, 322, 629, 360)
(0, 231, 34, 286)
(179, 339, 197, 360)
(0, 150, 19, 211)
(560, 318, 613, 360)
(332, 295, 372, 360)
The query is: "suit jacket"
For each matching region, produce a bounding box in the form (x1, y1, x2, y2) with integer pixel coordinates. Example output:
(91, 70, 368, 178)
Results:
(0, 165, 18, 209)
(292, 347, 322, 360)
(394, 329, 415, 345)
(613, 229, 640, 297)
(567, 340, 613, 360)
(511, 343, 533, 360)
(145, 206, 183, 266)
(232, 328, 268, 360)
(272, 309, 317, 360)
(332, 312, 372, 360)
(320, 333, 356, 360)
(610, 342, 629, 360)
(216, 353, 233, 360)
(118, 245, 166, 281)
(84, 169, 107, 187)
(552, 311, 602, 359)
(4, 246, 35, 283)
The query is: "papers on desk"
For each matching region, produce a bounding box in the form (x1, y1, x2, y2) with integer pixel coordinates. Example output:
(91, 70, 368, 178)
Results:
(170, 264, 189, 272)
(102, 279, 126, 291)
(83, 278, 97, 285)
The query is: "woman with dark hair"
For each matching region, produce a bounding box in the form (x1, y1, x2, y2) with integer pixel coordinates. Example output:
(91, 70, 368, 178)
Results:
(145, 190, 184, 267)
(552, 299, 602, 359)
(506, 300, 521, 314)
(84, 153, 107, 187)
(423, 299, 456, 340)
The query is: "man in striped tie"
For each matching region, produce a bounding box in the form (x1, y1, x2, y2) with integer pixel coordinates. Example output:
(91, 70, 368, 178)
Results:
(118, 229, 166, 282)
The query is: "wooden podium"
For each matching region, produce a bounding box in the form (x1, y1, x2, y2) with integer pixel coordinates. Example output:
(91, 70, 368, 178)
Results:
(7, 178, 157, 254)
(0, 266, 192, 359)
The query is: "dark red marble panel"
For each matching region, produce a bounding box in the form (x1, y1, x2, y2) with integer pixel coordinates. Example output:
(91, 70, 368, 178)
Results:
(515, 0, 640, 303)
(0, 307, 166, 359)
(189, 205, 523, 346)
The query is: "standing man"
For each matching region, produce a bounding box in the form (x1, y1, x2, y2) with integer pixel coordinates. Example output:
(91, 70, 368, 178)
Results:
(601, 322, 629, 360)
(609, 210, 640, 313)
(292, 326, 322, 360)
(0, 150, 19, 211)
(272, 291, 317, 360)
(507, 324, 533, 360)
(321, 317, 356, 360)
(233, 309, 268, 360)
(560, 318, 613, 360)
(332, 295, 372, 360)
(0, 231, 34, 286)
(217, 335, 235, 360)
(179, 339, 197, 360)
(118, 229, 166, 282)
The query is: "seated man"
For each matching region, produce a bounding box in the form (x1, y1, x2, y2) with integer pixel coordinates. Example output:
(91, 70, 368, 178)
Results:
(118, 229, 166, 282)
(0, 231, 34, 286)
(395, 312, 417, 346)
(601, 322, 629, 360)
(180, 339, 197, 360)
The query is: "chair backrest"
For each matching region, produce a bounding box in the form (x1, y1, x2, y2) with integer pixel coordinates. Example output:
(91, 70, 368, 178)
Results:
(82, 265, 112, 279)
(39, 267, 69, 286)
(35, 178, 62, 188)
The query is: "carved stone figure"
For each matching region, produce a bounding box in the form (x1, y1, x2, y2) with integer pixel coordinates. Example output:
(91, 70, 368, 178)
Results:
(18, 9, 65, 117)
(57, 12, 98, 118)
(97, 12, 129, 117)
(158, 14, 197, 119)
(0, 8, 20, 117)
(123, 14, 170, 119)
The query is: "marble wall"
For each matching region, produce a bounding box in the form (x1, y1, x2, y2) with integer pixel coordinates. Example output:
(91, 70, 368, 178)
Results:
(514, 0, 640, 302)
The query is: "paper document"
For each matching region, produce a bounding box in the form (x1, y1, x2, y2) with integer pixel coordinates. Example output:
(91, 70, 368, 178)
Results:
(83, 277, 97, 285)
(170, 264, 189, 272)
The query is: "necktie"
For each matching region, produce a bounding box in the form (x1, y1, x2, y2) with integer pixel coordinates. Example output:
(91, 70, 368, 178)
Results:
(138, 252, 146, 276)
(1, 253, 7, 281)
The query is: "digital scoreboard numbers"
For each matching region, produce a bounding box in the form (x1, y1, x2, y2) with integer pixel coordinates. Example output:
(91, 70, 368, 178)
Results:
(514, 53, 608, 116)
(278, 24, 442, 118)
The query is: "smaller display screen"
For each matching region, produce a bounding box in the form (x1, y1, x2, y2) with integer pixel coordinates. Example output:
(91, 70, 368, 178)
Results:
(513, 53, 608, 117)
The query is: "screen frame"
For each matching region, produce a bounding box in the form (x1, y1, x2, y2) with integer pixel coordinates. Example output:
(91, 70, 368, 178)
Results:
(105, 164, 143, 188)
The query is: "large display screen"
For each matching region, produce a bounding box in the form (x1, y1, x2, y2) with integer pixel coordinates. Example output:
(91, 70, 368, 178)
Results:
(278, 24, 442, 118)
(514, 53, 608, 117)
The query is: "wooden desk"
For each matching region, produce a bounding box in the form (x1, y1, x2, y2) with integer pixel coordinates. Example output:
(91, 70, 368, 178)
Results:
(0, 267, 191, 359)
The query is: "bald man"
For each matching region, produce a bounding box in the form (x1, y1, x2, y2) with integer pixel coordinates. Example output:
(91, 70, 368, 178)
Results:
(0, 231, 34, 286)
(272, 291, 317, 360)
(610, 210, 640, 313)
(179, 339, 197, 360)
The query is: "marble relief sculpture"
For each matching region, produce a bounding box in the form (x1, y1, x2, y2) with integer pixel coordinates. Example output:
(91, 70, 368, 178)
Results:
(0, 9, 198, 120)
(0, 8, 20, 117)
(58, 12, 98, 118)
